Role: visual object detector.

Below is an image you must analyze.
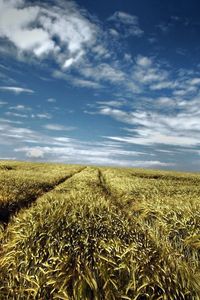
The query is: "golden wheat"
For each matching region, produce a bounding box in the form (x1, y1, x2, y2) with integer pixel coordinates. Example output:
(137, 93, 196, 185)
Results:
(0, 162, 199, 299)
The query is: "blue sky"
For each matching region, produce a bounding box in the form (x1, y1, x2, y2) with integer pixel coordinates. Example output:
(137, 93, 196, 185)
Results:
(0, 0, 200, 171)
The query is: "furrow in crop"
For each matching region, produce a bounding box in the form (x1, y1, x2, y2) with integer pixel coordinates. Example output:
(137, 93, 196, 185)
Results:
(0, 166, 199, 299)
(97, 168, 200, 299)
(104, 167, 200, 272)
(0, 167, 85, 224)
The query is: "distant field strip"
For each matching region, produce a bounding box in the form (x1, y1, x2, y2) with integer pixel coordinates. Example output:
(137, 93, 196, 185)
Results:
(0, 165, 199, 299)
(0, 163, 84, 223)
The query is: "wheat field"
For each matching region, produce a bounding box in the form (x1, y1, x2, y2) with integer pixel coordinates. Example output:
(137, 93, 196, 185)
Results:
(0, 160, 199, 299)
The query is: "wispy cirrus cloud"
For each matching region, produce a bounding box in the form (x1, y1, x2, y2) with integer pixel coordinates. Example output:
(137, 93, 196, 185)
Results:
(0, 117, 22, 124)
(133, 56, 170, 85)
(97, 100, 200, 147)
(14, 144, 168, 168)
(187, 77, 200, 85)
(35, 113, 52, 119)
(71, 78, 102, 89)
(3, 107, 52, 120)
(43, 124, 76, 131)
(0, 86, 34, 94)
(5, 111, 28, 118)
(9, 104, 32, 111)
(52, 70, 103, 89)
(79, 63, 126, 84)
(0, 116, 171, 167)
(108, 11, 144, 37)
(47, 98, 56, 103)
(0, 100, 7, 105)
(0, 157, 16, 160)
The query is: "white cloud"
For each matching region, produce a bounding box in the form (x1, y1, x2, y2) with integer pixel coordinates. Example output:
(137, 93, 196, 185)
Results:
(0, 1, 55, 56)
(26, 148, 44, 158)
(173, 86, 197, 96)
(157, 23, 171, 33)
(0, 100, 7, 105)
(0, 0, 97, 68)
(5, 111, 28, 118)
(53, 60, 128, 90)
(133, 65, 169, 84)
(9, 104, 31, 111)
(14, 145, 152, 165)
(0, 157, 16, 160)
(124, 53, 132, 62)
(92, 45, 109, 58)
(80, 63, 125, 83)
(150, 81, 174, 90)
(34, 113, 52, 119)
(97, 100, 126, 108)
(47, 98, 56, 103)
(14, 144, 172, 167)
(71, 78, 102, 89)
(108, 11, 143, 37)
(14, 28, 53, 53)
(131, 160, 174, 167)
(0, 116, 173, 168)
(188, 78, 200, 85)
(53, 137, 72, 143)
(99, 107, 135, 124)
(136, 55, 152, 67)
(62, 58, 74, 69)
(156, 149, 176, 154)
(0, 86, 34, 94)
(97, 101, 200, 147)
(43, 124, 75, 131)
(156, 97, 176, 106)
(52, 70, 102, 89)
(109, 28, 119, 37)
(0, 118, 22, 124)
(4, 106, 53, 120)
(40, 8, 96, 55)
(63, 52, 84, 69)
(0, 1, 149, 95)
(109, 11, 139, 25)
(106, 133, 199, 147)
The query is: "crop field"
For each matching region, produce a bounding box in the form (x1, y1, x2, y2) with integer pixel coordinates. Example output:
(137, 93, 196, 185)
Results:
(0, 161, 199, 299)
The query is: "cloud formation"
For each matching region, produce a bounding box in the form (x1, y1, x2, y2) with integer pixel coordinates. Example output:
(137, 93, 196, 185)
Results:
(0, 0, 97, 68)
(43, 124, 75, 131)
(0, 116, 171, 168)
(26, 148, 44, 158)
(108, 11, 144, 37)
(97, 98, 200, 147)
(0, 86, 34, 94)
(1, 0, 200, 170)
(0, 0, 145, 95)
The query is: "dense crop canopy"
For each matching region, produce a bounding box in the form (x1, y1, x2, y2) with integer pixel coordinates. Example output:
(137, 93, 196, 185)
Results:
(0, 162, 199, 299)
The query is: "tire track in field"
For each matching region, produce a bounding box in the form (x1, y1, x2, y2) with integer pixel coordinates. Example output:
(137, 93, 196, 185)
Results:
(97, 168, 199, 296)
(97, 168, 129, 210)
(97, 168, 174, 246)
(0, 167, 86, 225)
(98, 169, 200, 268)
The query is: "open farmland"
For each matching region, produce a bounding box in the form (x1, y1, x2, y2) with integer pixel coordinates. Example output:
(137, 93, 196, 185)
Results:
(0, 161, 199, 299)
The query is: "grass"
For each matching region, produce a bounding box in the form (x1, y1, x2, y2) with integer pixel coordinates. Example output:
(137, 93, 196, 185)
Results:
(0, 161, 199, 299)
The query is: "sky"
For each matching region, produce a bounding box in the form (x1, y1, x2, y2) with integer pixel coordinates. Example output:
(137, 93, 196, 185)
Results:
(0, 0, 200, 171)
